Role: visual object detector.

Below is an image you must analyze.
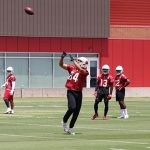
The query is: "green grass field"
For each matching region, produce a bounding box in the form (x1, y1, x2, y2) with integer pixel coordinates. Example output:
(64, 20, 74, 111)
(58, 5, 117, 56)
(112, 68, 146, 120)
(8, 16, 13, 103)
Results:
(0, 97, 150, 150)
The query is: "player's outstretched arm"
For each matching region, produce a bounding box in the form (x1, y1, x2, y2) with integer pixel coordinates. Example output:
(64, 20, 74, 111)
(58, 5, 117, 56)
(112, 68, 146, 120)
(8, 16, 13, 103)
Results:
(1, 82, 6, 88)
(59, 52, 68, 70)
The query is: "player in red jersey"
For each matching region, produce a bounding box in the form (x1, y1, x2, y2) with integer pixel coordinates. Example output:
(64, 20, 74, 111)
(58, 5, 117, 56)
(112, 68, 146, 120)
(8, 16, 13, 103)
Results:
(115, 66, 130, 119)
(91, 64, 114, 120)
(59, 52, 89, 134)
(1, 66, 16, 114)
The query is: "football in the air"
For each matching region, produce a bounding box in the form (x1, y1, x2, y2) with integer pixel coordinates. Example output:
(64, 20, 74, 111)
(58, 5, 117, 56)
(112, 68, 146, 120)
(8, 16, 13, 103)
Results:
(24, 7, 34, 15)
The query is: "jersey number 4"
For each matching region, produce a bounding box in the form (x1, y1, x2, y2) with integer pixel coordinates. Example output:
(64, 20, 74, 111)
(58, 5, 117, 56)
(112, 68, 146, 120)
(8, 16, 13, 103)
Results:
(68, 73, 79, 82)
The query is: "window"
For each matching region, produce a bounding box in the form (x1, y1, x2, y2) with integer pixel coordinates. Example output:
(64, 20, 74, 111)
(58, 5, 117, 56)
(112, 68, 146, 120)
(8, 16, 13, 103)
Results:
(0, 58, 5, 84)
(6, 58, 29, 88)
(0, 52, 99, 88)
(30, 58, 53, 88)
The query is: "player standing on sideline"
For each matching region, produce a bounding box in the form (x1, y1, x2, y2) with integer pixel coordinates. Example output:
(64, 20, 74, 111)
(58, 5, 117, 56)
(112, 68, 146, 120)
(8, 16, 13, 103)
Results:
(115, 66, 130, 119)
(1, 66, 16, 114)
(59, 52, 89, 134)
(91, 64, 114, 120)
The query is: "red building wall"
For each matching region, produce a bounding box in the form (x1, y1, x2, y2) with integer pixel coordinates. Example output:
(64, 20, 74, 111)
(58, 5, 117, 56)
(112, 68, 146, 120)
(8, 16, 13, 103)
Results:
(110, 0, 150, 87)
(111, 0, 150, 25)
(0, 37, 150, 87)
(0, 37, 105, 53)
(101, 39, 150, 87)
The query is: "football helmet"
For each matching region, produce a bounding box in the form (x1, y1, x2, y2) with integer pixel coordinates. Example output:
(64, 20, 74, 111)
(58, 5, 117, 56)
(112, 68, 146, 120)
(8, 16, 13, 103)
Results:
(116, 66, 123, 75)
(77, 57, 88, 68)
(102, 64, 110, 74)
(6, 66, 14, 74)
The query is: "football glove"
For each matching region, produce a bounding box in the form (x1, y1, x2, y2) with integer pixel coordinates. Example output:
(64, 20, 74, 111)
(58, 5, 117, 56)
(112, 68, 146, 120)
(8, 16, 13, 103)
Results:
(61, 51, 67, 58)
(107, 94, 112, 100)
(69, 54, 74, 61)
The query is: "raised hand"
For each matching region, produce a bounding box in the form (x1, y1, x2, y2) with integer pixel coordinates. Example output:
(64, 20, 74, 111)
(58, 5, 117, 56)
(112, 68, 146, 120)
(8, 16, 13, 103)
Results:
(61, 51, 67, 58)
(69, 54, 74, 61)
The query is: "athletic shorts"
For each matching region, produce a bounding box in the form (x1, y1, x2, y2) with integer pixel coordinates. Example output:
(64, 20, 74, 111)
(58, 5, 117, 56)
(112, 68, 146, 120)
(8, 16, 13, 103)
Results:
(3, 90, 14, 101)
(116, 87, 125, 101)
(96, 87, 109, 102)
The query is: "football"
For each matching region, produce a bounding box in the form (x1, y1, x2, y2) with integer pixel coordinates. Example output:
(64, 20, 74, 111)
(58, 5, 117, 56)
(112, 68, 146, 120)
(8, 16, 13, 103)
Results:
(24, 7, 34, 15)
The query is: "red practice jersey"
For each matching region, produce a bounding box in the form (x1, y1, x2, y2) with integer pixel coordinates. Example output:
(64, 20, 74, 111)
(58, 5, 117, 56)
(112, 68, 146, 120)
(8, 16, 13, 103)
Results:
(5, 74, 16, 91)
(97, 74, 114, 89)
(65, 64, 89, 91)
(115, 74, 128, 90)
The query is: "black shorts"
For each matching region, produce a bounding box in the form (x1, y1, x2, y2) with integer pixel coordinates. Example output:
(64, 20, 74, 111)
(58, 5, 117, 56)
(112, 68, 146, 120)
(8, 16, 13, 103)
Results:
(116, 87, 125, 101)
(96, 87, 109, 102)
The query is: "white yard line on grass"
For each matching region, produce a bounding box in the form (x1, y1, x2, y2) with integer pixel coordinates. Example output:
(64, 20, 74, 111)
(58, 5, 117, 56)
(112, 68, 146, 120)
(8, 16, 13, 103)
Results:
(38, 105, 66, 108)
(92, 139, 148, 145)
(0, 133, 74, 140)
(0, 114, 33, 118)
(110, 148, 126, 150)
(0, 133, 49, 139)
(15, 106, 34, 107)
(0, 122, 149, 145)
(15, 105, 66, 108)
(0, 133, 148, 146)
(77, 126, 150, 133)
(0, 121, 150, 133)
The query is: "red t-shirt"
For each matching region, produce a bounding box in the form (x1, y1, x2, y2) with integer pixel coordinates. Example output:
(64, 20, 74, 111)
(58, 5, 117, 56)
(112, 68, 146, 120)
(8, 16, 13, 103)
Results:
(115, 74, 128, 90)
(97, 74, 114, 89)
(65, 64, 89, 91)
(5, 74, 16, 91)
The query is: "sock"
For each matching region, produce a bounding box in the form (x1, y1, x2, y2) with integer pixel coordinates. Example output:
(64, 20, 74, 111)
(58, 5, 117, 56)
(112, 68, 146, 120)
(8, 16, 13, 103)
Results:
(121, 109, 125, 117)
(124, 109, 128, 117)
